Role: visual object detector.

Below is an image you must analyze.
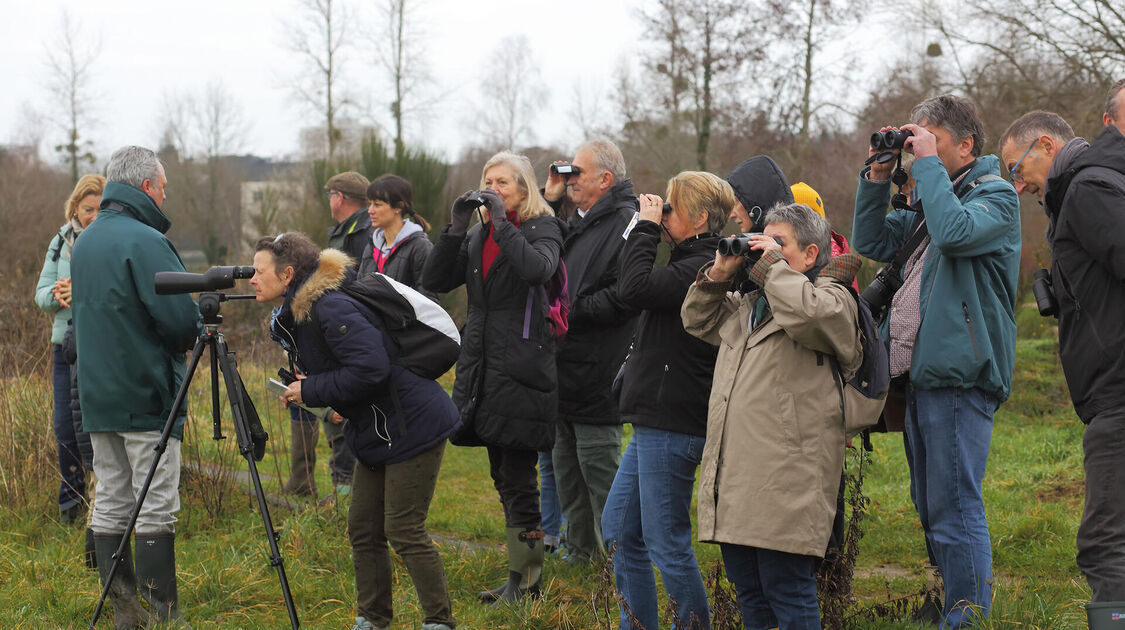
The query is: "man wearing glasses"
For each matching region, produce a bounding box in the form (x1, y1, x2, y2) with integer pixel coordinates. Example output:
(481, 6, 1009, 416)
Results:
(325, 171, 373, 263)
(852, 94, 1020, 628)
(1000, 109, 1125, 605)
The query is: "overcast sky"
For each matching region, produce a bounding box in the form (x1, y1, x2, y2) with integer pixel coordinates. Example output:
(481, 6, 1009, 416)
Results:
(1, 0, 639, 165)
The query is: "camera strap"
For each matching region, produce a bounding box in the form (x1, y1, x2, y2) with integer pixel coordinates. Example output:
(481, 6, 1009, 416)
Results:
(890, 213, 929, 271)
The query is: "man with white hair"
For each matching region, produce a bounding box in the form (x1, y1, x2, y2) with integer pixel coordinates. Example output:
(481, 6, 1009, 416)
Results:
(538, 139, 639, 563)
(72, 145, 200, 626)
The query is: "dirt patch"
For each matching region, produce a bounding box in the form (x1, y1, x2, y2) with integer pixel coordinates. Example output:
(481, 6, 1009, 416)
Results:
(855, 564, 915, 580)
(1037, 478, 1084, 505)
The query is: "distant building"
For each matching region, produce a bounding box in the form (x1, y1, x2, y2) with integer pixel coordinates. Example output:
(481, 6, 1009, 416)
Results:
(299, 118, 379, 159)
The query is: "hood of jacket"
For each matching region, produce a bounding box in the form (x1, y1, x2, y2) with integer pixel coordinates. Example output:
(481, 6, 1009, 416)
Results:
(100, 181, 172, 234)
(1044, 136, 1093, 216)
(291, 248, 352, 323)
(371, 219, 424, 253)
(726, 155, 794, 228)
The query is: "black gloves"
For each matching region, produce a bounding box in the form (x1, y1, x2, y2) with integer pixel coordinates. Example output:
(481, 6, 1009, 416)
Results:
(448, 189, 508, 235)
(449, 190, 480, 235)
(479, 189, 508, 224)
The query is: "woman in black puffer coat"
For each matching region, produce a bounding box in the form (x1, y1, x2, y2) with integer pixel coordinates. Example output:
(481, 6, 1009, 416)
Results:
(252, 233, 460, 630)
(423, 151, 564, 604)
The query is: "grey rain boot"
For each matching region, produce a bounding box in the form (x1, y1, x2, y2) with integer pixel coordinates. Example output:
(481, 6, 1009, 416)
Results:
(135, 532, 190, 628)
(94, 532, 149, 630)
(284, 420, 319, 496)
(493, 525, 545, 605)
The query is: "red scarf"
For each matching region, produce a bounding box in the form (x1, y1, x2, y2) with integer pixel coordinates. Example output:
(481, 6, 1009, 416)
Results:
(481, 209, 520, 282)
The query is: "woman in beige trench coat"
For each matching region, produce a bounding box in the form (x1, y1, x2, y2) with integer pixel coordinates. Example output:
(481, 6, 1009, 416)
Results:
(681, 202, 863, 630)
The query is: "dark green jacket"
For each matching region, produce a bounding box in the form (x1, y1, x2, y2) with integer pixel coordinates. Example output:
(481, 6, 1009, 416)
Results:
(71, 182, 201, 439)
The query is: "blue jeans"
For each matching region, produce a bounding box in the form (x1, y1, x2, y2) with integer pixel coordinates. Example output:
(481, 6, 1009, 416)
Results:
(904, 386, 997, 629)
(602, 425, 710, 630)
(720, 543, 820, 630)
(539, 450, 566, 539)
(52, 344, 86, 512)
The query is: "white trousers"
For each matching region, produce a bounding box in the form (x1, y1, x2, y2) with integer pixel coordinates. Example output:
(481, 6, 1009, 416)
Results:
(89, 431, 181, 535)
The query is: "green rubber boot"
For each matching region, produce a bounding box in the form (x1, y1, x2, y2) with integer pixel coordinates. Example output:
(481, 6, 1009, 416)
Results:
(135, 532, 191, 628)
(93, 532, 149, 630)
(493, 525, 544, 604)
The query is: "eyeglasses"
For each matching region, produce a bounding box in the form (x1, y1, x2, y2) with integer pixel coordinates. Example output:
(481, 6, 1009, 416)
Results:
(1007, 139, 1037, 183)
(326, 190, 341, 200)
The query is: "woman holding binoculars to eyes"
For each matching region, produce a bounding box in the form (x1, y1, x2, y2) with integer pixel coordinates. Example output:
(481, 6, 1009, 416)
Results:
(423, 151, 565, 604)
(601, 171, 733, 630)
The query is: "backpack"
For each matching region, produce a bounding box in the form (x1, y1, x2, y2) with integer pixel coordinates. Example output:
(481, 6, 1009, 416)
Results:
(830, 285, 890, 439)
(314, 272, 461, 380)
(524, 260, 570, 341)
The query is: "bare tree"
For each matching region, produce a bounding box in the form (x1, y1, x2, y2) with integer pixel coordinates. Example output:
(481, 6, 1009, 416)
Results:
(632, 0, 769, 170)
(471, 34, 549, 150)
(43, 10, 100, 184)
(375, 0, 434, 159)
(155, 81, 248, 263)
(779, 0, 868, 142)
(934, 0, 1125, 87)
(284, 0, 352, 159)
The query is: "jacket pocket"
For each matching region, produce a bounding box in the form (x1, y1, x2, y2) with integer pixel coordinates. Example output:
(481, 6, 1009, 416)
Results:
(505, 337, 557, 393)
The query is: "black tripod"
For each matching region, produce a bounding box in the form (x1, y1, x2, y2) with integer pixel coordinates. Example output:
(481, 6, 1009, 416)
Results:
(89, 292, 299, 629)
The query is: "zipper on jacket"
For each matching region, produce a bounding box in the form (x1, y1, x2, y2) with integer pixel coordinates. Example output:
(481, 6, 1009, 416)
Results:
(657, 364, 669, 404)
(371, 403, 392, 448)
(1055, 264, 1106, 348)
(962, 302, 981, 362)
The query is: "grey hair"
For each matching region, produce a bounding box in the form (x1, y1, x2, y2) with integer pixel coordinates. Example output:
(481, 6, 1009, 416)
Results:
(577, 138, 627, 181)
(999, 110, 1075, 149)
(1106, 79, 1125, 121)
(105, 146, 164, 188)
(910, 94, 986, 157)
(763, 202, 832, 268)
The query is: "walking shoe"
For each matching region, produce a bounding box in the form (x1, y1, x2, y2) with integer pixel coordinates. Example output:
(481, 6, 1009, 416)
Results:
(351, 615, 387, 630)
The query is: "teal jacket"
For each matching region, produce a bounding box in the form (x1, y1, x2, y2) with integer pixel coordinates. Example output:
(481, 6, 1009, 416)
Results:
(34, 223, 80, 344)
(71, 182, 201, 438)
(852, 154, 1021, 401)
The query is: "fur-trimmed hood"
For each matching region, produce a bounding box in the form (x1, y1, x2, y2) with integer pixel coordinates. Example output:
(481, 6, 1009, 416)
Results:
(291, 248, 354, 323)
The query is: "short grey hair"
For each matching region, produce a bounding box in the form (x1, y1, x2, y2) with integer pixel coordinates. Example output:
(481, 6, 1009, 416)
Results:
(577, 138, 626, 182)
(1106, 79, 1125, 121)
(999, 110, 1075, 149)
(764, 202, 831, 268)
(911, 94, 986, 157)
(106, 146, 164, 189)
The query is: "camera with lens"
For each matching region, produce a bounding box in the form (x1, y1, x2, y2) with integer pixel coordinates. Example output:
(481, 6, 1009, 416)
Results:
(870, 129, 914, 151)
(550, 162, 582, 176)
(860, 266, 905, 321)
(1033, 268, 1059, 317)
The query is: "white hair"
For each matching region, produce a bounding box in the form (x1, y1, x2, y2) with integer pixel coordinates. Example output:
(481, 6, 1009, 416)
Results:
(106, 146, 164, 189)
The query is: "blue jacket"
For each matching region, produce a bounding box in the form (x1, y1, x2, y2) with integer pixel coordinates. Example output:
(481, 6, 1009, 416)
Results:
(273, 249, 460, 467)
(852, 154, 1021, 401)
(34, 222, 81, 344)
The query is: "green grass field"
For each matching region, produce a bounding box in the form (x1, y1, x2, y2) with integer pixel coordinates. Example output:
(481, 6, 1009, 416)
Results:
(0, 331, 1094, 629)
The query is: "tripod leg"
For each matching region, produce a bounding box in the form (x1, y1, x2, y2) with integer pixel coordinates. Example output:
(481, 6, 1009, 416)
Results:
(214, 334, 300, 629)
(89, 332, 210, 630)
